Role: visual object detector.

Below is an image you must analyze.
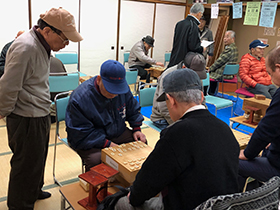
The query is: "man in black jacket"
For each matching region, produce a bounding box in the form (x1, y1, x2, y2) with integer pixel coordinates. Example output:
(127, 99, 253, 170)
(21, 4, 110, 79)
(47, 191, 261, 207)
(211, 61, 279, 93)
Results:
(167, 3, 206, 68)
(115, 68, 240, 210)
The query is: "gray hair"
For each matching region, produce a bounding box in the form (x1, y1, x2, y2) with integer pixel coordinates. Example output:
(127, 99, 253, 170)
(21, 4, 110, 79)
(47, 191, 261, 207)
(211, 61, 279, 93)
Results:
(226, 30, 236, 39)
(168, 89, 202, 105)
(190, 3, 205, 14)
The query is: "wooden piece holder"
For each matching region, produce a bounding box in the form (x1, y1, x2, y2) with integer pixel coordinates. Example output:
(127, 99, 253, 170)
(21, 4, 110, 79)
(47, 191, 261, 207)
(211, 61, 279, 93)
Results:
(78, 163, 119, 210)
(243, 106, 260, 126)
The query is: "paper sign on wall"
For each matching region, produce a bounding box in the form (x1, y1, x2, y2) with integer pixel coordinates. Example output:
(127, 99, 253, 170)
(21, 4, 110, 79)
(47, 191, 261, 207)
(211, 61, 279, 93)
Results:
(244, 2, 261, 26)
(211, 4, 219, 19)
(259, 2, 277, 28)
(232, 2, 242, 19)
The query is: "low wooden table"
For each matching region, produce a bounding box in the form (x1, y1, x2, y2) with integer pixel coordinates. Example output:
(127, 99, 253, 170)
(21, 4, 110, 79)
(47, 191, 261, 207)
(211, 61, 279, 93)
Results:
(145, 66, 165, 78)
(243, 97, 271, 118)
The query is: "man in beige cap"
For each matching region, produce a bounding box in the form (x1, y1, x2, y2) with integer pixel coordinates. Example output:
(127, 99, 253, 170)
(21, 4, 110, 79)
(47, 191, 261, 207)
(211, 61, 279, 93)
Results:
(0, 7, 82, 210)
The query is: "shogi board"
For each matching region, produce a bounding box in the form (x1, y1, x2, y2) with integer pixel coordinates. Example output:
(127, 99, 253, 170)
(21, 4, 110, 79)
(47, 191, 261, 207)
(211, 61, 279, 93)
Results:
(242, 97, 271, 117)
(101, 141, 153, 184)
(231, 129, 251, 150)
(145, 66, 165, 78)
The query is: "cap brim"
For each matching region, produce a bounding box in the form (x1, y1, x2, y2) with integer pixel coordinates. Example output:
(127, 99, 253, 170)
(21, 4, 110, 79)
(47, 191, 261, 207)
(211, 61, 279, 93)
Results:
(102, 79, 130, 95)
(63, 31, 83, 42)
(257, 44, 269, 48)
(156, 92, 166, 102)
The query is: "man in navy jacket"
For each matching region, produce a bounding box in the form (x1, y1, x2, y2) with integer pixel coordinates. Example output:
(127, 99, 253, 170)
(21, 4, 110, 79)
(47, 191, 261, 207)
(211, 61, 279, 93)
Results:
(65, 60, 147, 171)
(239, 46, 280, 191)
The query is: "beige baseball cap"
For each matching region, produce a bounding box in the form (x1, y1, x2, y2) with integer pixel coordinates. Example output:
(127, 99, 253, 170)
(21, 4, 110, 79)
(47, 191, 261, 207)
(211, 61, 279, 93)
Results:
(40, 7, 83, 42)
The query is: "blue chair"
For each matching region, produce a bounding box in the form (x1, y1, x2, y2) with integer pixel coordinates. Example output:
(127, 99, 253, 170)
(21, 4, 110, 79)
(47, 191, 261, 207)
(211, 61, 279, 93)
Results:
(49, 72, 80, 93)
(202, 72, 233, 116)
(55, 52, 87, 76)
(164, 52, 171, 67)
(139, 83, 157, 107)
(125, 69, 138, 95)
(123, 52, 130, 68)
(221, 64, 240, 97)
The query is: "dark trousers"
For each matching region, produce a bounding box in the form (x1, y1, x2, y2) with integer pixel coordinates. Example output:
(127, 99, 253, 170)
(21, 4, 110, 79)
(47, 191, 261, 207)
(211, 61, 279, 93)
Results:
(238, 154, 280, 192)
(130, 64, 152, 80)
(76, 128, 134, 171)
(208, 81, 219, 95)
(6, 113, 51, 210)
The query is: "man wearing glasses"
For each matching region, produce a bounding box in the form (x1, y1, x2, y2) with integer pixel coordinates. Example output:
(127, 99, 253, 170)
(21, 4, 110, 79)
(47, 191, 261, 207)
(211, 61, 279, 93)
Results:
(0, 7, 82, 210)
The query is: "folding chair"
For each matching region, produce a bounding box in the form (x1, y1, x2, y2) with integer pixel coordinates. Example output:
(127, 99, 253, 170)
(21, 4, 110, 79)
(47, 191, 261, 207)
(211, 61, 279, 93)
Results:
(202, 73, 233, 116)
(55, 51, 87, 76)
(220, 64, 239, 97)
(123, 51, 130, 68)
(125, 69, 138, 95)
(164, 52, 171, 67)
(138, 83, 157, 107)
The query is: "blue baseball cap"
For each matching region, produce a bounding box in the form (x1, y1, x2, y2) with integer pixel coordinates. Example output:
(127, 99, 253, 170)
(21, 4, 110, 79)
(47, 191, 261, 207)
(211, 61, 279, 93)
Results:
(100, 60, 129, 94)
(249, 40, 269, 50)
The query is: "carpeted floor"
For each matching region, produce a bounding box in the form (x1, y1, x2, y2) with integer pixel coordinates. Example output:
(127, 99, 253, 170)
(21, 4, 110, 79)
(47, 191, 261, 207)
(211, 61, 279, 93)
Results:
(139, 93, 255, 134)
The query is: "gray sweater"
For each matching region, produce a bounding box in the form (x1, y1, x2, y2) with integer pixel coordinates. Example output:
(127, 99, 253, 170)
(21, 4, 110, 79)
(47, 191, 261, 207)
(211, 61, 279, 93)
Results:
(0, 29, 51, 117)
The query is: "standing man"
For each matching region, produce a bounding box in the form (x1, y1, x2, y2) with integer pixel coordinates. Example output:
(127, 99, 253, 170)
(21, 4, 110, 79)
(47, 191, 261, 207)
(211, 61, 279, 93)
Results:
(128, 35, 164, 80)
(65, 60, 147, 172)
(0, 30, 24, 78)
(239, 39, 277, 99)
(167, 3, 206, 68)
(208, 30, 238, 95)
(0, 7, 82, 209)
(238, 45, 280, 191)
(115, 68, 239, 210)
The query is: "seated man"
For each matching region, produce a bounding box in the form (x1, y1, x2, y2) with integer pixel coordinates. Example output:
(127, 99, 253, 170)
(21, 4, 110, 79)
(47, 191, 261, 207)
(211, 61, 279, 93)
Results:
(208, 30, 238, 95)
(150, 52, 207, 130)
(65, 60, 147, 171)
(239, 39, 277, 99)
(239, 46, 280, 191)
(115, 68, 239, 210)
(128, 35, 164, 80)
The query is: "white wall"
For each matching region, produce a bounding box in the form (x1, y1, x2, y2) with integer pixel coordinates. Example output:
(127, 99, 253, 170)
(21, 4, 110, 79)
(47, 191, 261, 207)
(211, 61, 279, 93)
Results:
(0, 0, 186, 76)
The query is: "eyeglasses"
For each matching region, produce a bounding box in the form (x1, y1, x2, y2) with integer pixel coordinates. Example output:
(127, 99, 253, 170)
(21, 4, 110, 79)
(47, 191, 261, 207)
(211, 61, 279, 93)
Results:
(54, 31, 69, 45)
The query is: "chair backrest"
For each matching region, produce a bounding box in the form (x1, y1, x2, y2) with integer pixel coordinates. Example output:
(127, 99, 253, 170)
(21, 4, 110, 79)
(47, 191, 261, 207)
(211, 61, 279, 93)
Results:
(139, 84, 157, 107)
(55, 52, 78, 65)
(194, 176, 280, 210)
(201, 72, 210, 87)
(125, 70, 138, 85)
(123, 52, 130, 65)
(49, 72, 80, 93)
(164, 52, 171, 66)
(223, 64, 239, 76)
(54, 92, 70, 123)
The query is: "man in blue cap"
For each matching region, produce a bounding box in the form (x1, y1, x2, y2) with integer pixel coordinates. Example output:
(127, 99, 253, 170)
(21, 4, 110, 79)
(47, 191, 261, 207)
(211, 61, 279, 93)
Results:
(115, 68, 239, 210)
(239, 39, 277, 99)
(65, 60, 147, 171)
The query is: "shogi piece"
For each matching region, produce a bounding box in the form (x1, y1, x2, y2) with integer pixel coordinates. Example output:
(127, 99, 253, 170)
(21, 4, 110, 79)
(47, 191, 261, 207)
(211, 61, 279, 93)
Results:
(91, 163, 119, 201)
(101, 141, 153, 184)
(78, 170, 108, 210)
(254, 94, 266, 100)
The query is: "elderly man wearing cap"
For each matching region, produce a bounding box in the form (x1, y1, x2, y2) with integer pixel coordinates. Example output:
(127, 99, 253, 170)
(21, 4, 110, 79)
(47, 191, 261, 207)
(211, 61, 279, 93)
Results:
(65, 60, 147, 172)
(0, 7, 82, 209)
(128, 35, 164, 80)
(115, 68, 239, 210)
(239, 39, 277, 99)
(238, 45, 280, 191)
(150, 52, 207, 130)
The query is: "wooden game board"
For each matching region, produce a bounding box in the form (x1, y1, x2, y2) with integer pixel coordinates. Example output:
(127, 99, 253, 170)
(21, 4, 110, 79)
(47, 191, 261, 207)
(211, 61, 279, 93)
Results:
(101, 141, 153, 184)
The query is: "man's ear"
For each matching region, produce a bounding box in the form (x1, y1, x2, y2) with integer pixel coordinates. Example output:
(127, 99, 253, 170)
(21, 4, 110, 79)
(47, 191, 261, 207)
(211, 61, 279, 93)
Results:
(200, 91, 204, 104)
(96, 75, 101, 85)
(166, 94, 175, 106)
(275, 64, 280, 69)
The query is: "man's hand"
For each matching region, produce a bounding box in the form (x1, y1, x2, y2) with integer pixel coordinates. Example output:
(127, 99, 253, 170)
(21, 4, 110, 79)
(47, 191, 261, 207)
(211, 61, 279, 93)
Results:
(156, 62, 164, 67)
(239, 149, 248, 160)
(133, 131, 147, 143)
(110, 142, 118, 147)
